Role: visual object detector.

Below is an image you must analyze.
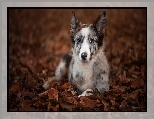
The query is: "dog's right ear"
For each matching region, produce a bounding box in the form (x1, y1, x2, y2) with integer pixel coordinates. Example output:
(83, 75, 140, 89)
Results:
(70, 11, 81, 38)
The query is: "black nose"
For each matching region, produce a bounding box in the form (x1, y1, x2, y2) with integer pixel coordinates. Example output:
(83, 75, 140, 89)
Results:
(81, 52, 87, 60)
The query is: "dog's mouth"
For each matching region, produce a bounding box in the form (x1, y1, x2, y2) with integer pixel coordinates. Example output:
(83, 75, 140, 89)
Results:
(81, 60, 88, 63)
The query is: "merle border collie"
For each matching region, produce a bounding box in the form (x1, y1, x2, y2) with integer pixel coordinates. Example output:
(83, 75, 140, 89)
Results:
(43, 11, 110, 97)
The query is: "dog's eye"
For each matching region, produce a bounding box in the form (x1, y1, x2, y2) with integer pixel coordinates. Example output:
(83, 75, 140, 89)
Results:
(77, 38, 81, 43)
(89, 38, 93, 43)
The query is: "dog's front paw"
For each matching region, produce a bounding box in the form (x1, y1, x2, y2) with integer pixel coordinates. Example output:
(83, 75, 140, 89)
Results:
(78, 89, 93, 97)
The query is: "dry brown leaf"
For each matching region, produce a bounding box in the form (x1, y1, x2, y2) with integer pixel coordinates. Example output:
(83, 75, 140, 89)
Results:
(118, 74, 125, 82)
(119, 100, 127, 109)
(33, 100, 45, 108)
(48, 88, 59, 101)
(79, 96, 97, 109)
(60, 82, 72, 90)
(131, 79, 144, 89)
(25, 74, 37, 89)
(48, 102, 59, 111)
(9, 84, 20, 93)
(59, 98, 74, 111)
(102, 99, 109, 111)
(131, 74, 138, 79)
(22, 101, 31, 111)
(61, 91, 77, 104)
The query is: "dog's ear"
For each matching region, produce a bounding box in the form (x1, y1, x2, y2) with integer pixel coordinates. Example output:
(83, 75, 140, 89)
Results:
(93, 11, 106, 36)
(70, 11, 81, 38)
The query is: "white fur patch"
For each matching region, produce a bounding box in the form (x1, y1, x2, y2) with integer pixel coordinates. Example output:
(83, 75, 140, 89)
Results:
(81, 27, 90, 37)
(79, 27, 91, 62)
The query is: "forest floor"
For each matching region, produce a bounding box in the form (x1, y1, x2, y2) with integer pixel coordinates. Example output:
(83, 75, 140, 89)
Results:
(8, 9, 147, 111)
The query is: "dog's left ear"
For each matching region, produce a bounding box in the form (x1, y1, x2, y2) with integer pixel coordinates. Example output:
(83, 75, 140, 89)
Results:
(93, 11, 106, 36)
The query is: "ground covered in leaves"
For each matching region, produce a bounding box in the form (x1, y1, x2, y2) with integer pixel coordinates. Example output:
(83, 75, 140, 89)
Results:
(8, 9, 147, 111)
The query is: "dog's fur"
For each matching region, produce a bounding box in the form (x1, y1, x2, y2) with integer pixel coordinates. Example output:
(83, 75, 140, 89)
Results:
(43, 11, 109, 96)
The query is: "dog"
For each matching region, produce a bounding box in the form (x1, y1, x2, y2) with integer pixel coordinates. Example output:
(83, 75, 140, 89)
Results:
(43, 11, 109, 97)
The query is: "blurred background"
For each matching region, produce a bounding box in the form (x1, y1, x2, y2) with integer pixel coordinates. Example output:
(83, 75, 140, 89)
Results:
(8, 9, 146, 111)
(9, 9, 146, 73)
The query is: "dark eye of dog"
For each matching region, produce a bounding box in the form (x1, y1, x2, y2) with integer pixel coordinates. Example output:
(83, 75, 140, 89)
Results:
(77, 38, 81, 43)
(89, 38, 93, 43)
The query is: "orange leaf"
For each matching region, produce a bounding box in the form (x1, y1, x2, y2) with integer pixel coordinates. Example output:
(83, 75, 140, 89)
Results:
(48, 88, 58, 101)
(9, 84, 20, 93)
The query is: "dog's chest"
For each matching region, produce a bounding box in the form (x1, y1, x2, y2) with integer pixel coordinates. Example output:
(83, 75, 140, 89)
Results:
(73, 62, 92, 80)
(68, 59, 93, 88)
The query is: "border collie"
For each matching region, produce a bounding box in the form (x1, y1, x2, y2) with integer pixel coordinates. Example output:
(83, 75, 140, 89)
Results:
(43, 11, 109, 97)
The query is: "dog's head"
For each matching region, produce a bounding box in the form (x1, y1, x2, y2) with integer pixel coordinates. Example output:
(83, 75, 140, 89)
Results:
(70, 11, 106, 63)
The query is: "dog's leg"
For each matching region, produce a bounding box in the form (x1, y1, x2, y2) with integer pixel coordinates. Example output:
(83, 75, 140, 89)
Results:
(43, 53, 72, 90)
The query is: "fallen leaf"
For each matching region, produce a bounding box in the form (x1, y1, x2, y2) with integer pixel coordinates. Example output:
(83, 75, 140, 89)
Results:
(131, 79, 144, 89)
(22, 101, 31, 111)
(60, 82, 72, 90)
(33, 100, 45, 108)
(48, 88, 58, 101)
(61, 91, 77, 104)
(119, 100, 127, 109)
(9, 84, 20, 93)
(79, 96, 97, 109)
(48, 102, 59, 111)
(59, 98, 74, 111)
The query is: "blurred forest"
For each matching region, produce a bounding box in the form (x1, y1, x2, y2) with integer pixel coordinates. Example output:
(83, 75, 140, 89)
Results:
(8, 8, 147, 111)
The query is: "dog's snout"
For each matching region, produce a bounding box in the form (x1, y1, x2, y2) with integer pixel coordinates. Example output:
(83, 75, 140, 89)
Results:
(81, 52, 87, 60)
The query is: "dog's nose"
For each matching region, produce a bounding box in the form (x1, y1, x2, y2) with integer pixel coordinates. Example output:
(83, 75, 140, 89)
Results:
(81, 52, 87, 60)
